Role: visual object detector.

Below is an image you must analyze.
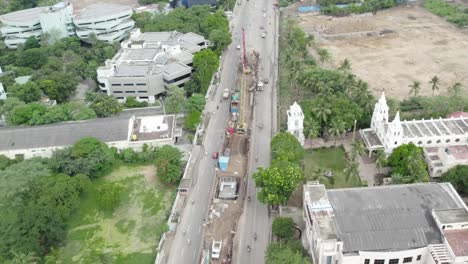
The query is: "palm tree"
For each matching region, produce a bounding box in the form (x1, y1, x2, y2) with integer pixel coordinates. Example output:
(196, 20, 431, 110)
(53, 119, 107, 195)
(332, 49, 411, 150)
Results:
(408, 81, 421, 97)
(448, 82, 463, 96)
(304, 116, 320, 139)
(351, 140, 366, 161)
(317, 48, 331, 65)
(9, 251, 39, 264)
(344, 159, 360, 182)
(312, 105, 331, 127)
(328, 119, 346, 145)
(375, 150, 387, 173)
(339, 58, 352, 72)
(310, 167, 332, 186)
(429, 76, 440, 96)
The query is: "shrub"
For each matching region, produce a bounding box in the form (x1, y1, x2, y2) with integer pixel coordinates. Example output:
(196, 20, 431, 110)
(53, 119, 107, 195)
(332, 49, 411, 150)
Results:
(272, 217, 296, 240)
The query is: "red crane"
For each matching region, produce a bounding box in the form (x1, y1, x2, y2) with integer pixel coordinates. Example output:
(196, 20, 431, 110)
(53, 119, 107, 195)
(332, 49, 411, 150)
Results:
(242, 27, 248, 70)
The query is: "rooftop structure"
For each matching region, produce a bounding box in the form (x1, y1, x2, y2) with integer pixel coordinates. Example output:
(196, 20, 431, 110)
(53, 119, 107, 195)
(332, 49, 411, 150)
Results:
(304, 182, 468, 264)
(97, 29, 208, 104)
(217, 176, 237, 199)
(0, 2, 134, 49)
(0, 114, 176, 160)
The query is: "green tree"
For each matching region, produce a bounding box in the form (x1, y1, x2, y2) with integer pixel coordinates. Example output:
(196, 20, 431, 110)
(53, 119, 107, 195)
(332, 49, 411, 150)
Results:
(124, 96, 148, 108)
(312, 104, 331, 126)
(440, 165, 468, 195)
(328, 118, 346, 145)
(253, 160, 303, 206)
(271, 132, 304, 163)
(184, 110, 201, 132)
(192, 49, 219, 94)
(38, 73, 79, 103)
(186, 93, 206, 114)
(23, 36, 40, 50)
(375, 149, 387, 173)
(272, 217, 296, 241)
(8, 82, 42, 103)
(429, 76, 440, 96)
(387, 143, 429, 183)
(49, 137, 115, 177)
(408, 81, 421, 97)
(164, 86, 186, 114)
(317, 48, 331, 65)
(7, 103, 46, 125)
(338, 58, 351, 72)
(265, 242, 310, 264)
(0, 155, 16, 171)
(350, 140, 365, 161)
(303, 116, 320, 139)
(7, 251, 39, 264)
(154, 145, 183, 183)
(16, 48, 48, 69)
(85, 92, 122, 118)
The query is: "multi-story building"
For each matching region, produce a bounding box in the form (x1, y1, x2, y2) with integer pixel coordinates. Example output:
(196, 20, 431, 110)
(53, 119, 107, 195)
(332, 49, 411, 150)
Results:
(97, 29, 209, 103)
(303, 181, 468, 264)
(0, 2, 134, 49)
(73, 3, 135, 44)
(0, 114, 178, 159)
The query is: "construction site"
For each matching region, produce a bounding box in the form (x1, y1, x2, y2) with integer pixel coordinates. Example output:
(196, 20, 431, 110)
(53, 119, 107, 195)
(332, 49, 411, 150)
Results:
(199, 28, 264, 264)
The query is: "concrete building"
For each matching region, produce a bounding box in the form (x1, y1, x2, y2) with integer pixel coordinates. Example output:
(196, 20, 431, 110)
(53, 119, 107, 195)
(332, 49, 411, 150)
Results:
(0, 114, 177, 159)
(97, 29, 209, 103)
(287, 101, 305, 146)
(0, 83, 6, 100)
(0, 2, 134, 49)
(73, 3, 135, 44)
(361, 92, 468, 177)
(303, 181, 468, 264)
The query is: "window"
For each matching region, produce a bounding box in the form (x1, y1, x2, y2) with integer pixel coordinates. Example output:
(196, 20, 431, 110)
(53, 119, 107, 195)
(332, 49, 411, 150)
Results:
(394, 141, 398, 145)
(125, 91, 135, 94)
(136, 83, 146, 86)
(111, 83, 122, 86)
(436, 139, 441, 143)
(427, 140, 432, 144)
(117, 97, 124, 100)
(446, 139, 450, 143)
(389, 259, 399, 264)
(364, 259, 370, 264)
(417, 141, 422, 145)
(123, 83, 134, 86)
(139, 96, 149, 99)
(403, 257, 412, 263)
(455, 138, 460, 142)
(416, 255, 421, 261)
(114, 91, 123, 94)
(374, 260, 385, 264)
(137, 91, 147, 93)
(326, 256, 332, 264)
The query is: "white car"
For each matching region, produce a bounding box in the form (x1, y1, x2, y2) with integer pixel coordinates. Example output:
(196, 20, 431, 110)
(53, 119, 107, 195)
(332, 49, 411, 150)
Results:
(263, 8, 267, 12)
(261, 32, 266, 38)
(211, 240, 222, 259)
(236, 44, 241, 50)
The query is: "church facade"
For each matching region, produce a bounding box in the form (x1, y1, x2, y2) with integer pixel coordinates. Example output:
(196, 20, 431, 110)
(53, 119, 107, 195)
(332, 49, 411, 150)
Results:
(287, 102, 305, 146)
(360, 93, 468, 177)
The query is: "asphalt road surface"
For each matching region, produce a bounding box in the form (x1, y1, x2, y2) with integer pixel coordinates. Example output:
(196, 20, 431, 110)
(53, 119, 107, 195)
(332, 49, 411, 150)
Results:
(166, 0, 278, 262)
(234, 0, 279, 263)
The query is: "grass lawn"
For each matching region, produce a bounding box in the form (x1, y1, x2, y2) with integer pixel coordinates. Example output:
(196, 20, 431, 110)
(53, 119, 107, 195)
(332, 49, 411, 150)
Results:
(57, 165, 176, 263)
(303, 147, 351, 189)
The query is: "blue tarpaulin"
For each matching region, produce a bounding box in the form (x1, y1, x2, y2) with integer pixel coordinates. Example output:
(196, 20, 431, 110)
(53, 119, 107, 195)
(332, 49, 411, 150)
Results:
(218, 156, 229, 171)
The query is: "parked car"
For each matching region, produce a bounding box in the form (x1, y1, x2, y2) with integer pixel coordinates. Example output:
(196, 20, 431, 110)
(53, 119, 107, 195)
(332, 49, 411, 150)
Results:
(212, 152, 219, 159)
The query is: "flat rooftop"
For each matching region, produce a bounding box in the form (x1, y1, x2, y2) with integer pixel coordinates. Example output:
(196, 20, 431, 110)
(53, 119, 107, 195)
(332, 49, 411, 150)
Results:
(164, 62, 190, 75)
(218, 176, 237, 199)
(434, 208, 468, 224)
(0, 7, 47, 23)
(120, 49, 160, 61)
(326, 183, 465, 253)
(0, 117, 130, 151)
(130, 115, 174, 142)
(447, 145, 468, 160)
(114, 64, 152, 77)
(74, 3, 131, 20)
(444, 229, 468, 257)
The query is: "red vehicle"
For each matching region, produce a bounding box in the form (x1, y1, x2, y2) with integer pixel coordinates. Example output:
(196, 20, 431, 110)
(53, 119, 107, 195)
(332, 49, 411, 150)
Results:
(212, 152, 219, 159)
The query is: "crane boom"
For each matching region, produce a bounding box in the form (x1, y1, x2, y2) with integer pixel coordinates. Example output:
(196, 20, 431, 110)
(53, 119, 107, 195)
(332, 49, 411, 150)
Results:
(242, 27, 248, 69)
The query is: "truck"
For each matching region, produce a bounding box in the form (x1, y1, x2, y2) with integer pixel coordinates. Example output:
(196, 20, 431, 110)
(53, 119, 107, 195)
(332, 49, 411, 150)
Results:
(211, 240, 222, 259)
(223, 88, 230, 99)
(230, 91, 240, 113)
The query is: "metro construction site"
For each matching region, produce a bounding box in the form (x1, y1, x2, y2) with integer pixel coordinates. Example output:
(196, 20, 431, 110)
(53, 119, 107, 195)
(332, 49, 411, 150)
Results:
(199, 28, 263, 264)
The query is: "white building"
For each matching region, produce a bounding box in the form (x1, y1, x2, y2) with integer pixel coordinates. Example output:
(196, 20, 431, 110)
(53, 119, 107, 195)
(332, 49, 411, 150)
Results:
(0, 114, 177, 159)
(97, 29, 209, 103)
(0, 2, 134, 49)
(361, 93, 468, 176)
(303, 181, 468, 264)
(287, 101, 305, 146)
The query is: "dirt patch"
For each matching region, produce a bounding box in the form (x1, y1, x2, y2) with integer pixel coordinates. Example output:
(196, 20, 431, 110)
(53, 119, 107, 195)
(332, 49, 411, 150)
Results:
(297, 5, 468, 99)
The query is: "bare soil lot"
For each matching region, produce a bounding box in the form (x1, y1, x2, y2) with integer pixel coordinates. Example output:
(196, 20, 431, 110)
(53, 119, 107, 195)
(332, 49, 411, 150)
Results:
(298, 5, 468, 99)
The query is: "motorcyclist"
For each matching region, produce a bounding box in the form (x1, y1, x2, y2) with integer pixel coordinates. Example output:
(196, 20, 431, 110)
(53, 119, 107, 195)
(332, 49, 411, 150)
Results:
(254, 233, 257, 241)
(247, 245, 251, 252)
(248, 196, 251, 202)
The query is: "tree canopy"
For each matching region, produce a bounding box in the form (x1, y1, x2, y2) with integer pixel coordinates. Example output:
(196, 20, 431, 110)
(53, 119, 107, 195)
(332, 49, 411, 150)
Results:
(265, 242, 310, 264)
(49, 137, 115, 177)
(387, 143, 429, 184)
(155, 145, 184, 183)
(85, 92, 122, 118)
(440, 165, 468, 195)
(254, 160, 303, 206)
(272, 217, 296, 241)
(191, 49, 220, 94)
(271, 132, 304, 163)
(164, 86, 186, 114)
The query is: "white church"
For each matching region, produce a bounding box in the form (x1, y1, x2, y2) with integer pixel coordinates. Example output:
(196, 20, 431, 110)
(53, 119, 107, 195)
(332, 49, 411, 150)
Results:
(361, 92, 468, 177)
(287, 101, 305, 146)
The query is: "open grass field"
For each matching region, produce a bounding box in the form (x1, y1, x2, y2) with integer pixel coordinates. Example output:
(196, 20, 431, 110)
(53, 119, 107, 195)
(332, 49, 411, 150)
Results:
(303, 147, 351, 189)
(58, 165, 176, 263)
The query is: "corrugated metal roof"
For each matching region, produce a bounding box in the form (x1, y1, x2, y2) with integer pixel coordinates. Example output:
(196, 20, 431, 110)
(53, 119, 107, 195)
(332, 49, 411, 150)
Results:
(327, 183, 464, 252)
